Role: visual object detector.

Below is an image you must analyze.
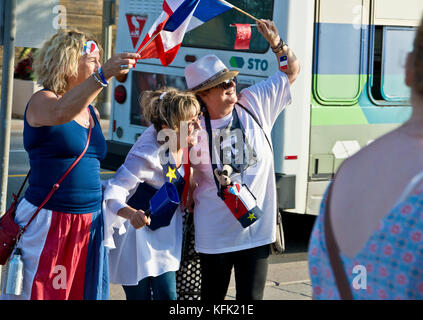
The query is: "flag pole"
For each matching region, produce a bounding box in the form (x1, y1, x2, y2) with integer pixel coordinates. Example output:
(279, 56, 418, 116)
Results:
(219, 0, 261, 23)
(137, 32, 160, 55)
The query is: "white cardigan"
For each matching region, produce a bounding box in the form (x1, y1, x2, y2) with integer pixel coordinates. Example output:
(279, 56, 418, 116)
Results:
(102, 126, 184, 285)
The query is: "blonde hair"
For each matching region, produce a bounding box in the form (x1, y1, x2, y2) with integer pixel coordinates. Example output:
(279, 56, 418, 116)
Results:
(413, 16, 423, 95)
(141, 87, 200, 132)
(33, 29, 103, 95)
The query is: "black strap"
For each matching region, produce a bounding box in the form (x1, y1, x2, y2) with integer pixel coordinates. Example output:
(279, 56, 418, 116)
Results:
(204, 110, 222, 198)
(235, 102, 273, 152)
(13, 170, 30, 201)
(204, 105, 270, 197)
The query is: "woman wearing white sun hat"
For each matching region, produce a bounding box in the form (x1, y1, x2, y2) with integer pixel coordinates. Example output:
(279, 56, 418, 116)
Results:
(184, 19, 300, 300)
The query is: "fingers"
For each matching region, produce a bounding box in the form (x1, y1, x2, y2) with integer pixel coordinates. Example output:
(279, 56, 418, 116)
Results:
(118, 52, 141, 59)
(120, 58, 137, 68)
(130, 210, 150, 229)
(257, 19, 280, 47)
(102, 52, 141, 78)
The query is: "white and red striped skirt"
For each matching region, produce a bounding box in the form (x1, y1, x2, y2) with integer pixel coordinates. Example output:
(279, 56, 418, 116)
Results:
(1, 198, 109, 300)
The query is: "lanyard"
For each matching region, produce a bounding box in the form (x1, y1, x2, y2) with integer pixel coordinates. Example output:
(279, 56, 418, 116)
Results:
(204, 109, 223, 197)
(204, 107, 252, 197)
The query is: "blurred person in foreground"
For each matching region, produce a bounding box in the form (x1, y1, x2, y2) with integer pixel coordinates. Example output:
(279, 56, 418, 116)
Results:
(184, 19, 300, 300)
(308, 17, 423, 300)
(1, 29, 139, 300)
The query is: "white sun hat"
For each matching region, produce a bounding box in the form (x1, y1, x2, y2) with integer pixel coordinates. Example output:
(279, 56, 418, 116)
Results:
(185, 54, 239, 92)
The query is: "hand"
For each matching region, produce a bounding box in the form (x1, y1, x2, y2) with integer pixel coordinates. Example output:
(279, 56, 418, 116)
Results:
(101, 52, 141, 80)
(129, 209, 150, 229)
(257, 19, 280, 48)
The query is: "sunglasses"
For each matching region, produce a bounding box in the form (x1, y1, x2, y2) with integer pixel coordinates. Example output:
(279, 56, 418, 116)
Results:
(214, 77, 238, 90)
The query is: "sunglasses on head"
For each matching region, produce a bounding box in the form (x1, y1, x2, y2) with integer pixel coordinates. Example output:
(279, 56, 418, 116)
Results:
(214, 77, 238, 90)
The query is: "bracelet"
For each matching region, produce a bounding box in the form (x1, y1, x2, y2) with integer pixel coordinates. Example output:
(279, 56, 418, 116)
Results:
(91, 72, 107, 88)
(271, 38, 288, 53)
(98, 67, 108, 85)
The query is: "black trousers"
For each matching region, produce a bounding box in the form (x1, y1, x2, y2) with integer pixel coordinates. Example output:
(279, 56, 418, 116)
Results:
(199, 244, 271, 300)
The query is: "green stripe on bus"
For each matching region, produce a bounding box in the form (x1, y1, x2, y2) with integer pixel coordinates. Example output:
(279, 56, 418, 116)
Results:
(311, 106, 368, 126)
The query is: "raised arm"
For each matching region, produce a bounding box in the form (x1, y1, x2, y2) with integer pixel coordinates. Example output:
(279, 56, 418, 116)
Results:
(257, 19, 300, 85)
(26, 52, 140, 127)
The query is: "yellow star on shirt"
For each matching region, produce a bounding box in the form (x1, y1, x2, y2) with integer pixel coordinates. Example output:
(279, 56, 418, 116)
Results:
(247, 212, 256, 221)
(166, 166, 177, 183)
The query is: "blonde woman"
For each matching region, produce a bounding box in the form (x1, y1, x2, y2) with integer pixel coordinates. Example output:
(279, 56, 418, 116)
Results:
(0, 29, 139, 300)
(103, 87, 201, 300)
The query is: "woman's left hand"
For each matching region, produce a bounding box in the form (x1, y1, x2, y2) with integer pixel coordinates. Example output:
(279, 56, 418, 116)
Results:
(257, 19, 280, 48)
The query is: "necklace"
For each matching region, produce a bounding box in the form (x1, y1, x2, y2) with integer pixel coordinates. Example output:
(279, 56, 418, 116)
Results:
(84, 119, 90, 127)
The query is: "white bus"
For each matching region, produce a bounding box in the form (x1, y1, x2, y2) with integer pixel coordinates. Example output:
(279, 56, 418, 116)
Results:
(102, 0, 423, 216)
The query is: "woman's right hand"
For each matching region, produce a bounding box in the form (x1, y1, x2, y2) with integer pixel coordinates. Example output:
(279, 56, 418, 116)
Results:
(129, 209, 151, 229)
(101, 52, 141, 81)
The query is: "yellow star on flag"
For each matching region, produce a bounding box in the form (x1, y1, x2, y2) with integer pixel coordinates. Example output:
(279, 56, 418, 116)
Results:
(247, 212, 256, 221)
(166, 167, 177, 183)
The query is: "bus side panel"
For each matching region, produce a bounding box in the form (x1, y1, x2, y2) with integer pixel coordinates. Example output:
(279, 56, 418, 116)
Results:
(273, 0, 315, 214)
(307, 0, 417, 215)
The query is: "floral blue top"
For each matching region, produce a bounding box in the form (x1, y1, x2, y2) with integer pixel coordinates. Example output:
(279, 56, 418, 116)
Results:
(308, 181, 423, 300)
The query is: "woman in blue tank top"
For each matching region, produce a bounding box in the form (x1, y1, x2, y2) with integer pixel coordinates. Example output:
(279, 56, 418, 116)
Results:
(1, 29, 140, 301)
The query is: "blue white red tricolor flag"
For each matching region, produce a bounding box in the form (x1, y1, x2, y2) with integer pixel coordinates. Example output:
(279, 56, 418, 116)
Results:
(137, 0, 233, 66)
(279, 55, 288, 70)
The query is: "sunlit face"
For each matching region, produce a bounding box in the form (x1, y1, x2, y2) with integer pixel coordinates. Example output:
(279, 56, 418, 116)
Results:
(185, 111, 202, 147)
(161, 109, 202, 150)
(75, 51, 101, 84)
(199, 78, 238, 110)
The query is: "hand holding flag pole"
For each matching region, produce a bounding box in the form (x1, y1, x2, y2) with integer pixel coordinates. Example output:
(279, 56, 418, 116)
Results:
(137, 32, 160, 57)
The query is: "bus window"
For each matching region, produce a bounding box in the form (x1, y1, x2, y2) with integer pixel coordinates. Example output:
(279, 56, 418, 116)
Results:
(312, 0, 366, 105)
(182, 0, 273, 53)
(130, 71, 187, 126)
(370, 26, 415, 104)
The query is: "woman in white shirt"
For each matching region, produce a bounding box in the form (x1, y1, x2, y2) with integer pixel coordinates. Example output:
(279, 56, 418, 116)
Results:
(184, 20, 300, 300)
(102, 87, 201, 300)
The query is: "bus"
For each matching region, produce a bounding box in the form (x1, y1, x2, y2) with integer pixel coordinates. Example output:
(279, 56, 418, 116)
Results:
(102, 0, 423, 216)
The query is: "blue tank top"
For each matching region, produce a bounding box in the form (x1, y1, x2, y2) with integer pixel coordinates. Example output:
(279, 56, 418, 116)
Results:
(23, 102, 107, 213)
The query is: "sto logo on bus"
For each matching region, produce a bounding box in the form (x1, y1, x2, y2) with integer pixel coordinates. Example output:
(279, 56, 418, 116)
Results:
(230, 56, 268, 71)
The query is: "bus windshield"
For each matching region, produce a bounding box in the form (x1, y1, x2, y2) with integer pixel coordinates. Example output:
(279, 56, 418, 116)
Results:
(130, 71, 187, 126)
(182, 0, 274, 53)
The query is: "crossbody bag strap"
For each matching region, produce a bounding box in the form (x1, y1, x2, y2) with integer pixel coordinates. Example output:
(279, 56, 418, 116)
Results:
(12, 170, 30, 202)
(235, 102, 272, 152)
(324, 180, 354, 300)
(203, 110, 222, 197)
(21, 122, 92, 235)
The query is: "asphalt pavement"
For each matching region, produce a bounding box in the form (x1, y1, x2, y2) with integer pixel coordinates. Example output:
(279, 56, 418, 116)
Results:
(108, 256, 312, 301)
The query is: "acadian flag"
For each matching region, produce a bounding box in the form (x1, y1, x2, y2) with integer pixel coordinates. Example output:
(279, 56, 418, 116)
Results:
(137, 0, 233, 66)
(279, 55, 288, 70)
(223, 183, 263, 228)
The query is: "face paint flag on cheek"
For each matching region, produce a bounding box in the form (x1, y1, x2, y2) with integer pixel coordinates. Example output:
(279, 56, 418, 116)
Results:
(82, 40, 99, 55)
